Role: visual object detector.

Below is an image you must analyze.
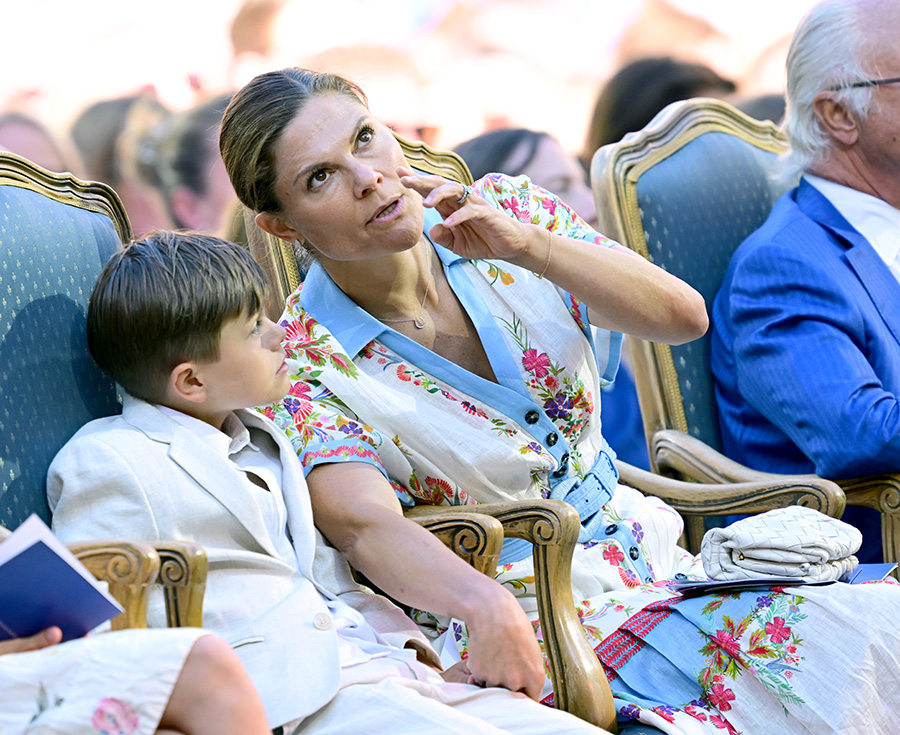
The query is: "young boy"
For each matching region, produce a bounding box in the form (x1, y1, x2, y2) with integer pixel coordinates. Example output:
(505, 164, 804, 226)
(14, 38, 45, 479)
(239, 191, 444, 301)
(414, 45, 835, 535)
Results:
(47, 232, 609, 735)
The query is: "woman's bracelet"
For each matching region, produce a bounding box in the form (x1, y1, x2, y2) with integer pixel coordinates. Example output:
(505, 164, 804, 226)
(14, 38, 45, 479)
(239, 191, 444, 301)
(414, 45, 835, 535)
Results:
(536, 230, 553, 279)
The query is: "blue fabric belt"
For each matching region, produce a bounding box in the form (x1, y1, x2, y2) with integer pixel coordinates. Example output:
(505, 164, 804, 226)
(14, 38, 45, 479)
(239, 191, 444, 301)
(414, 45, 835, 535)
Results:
(497, 440, 620, 565)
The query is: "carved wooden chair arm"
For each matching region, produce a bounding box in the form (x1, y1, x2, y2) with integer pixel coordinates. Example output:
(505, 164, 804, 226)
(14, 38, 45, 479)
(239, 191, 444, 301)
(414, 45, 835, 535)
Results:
(154, 541, 208, 628)
(837, 474, 900, 510)
(617, 455, 847, 519)
(652, 429, 790, 484)
(67, 540, 161, 630)
(626, 433, 847, 555)
(404, 509, 503, 577)
(407, 500, 616, 731)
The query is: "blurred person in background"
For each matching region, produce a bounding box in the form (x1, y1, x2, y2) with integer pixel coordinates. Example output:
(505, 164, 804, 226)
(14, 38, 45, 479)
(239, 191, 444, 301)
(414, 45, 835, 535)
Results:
(733, 92, 787, 124)
(153, 93, 238, 236)
(70, 92, 173, 236)
(0, 111, 81, 174)
(582, 56, 736, 167)
(453, 127, 650, 469)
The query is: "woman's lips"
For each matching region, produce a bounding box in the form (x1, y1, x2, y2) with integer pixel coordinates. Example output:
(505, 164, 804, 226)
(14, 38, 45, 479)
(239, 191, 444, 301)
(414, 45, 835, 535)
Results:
(369, 195, 404, 224)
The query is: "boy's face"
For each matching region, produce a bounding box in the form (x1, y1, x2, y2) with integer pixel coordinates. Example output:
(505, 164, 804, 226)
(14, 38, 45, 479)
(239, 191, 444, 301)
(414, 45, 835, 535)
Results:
(192, 309, 290, 428)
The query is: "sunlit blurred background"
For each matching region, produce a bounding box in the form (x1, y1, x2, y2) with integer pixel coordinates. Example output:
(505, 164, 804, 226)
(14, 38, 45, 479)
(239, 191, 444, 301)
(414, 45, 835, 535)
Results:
(2, 0, 814, 153)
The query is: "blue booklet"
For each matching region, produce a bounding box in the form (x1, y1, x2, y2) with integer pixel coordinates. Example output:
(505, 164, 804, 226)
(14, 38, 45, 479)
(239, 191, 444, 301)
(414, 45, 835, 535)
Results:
(0, 515, 124, 642)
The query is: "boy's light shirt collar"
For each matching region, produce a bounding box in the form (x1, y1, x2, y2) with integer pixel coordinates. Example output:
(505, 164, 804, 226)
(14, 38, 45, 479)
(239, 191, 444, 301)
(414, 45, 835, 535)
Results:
(804, 174, 900, 274)
(157, 405, 255, 457)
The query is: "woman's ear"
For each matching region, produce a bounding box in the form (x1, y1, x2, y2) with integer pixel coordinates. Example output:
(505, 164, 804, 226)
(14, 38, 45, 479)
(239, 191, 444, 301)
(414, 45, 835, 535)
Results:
(169, 362, 206, 404)
(812, 92, 860, 147)
(256, 211, 304, 246)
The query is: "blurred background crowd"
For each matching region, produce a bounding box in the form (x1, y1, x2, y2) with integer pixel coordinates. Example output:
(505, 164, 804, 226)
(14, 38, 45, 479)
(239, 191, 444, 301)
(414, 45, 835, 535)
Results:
(1, 0, 816, 236)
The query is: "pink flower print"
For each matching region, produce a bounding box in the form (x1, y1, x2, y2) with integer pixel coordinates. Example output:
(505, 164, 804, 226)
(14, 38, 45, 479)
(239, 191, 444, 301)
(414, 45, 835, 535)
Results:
(710, 630, 741, 659)
(617, 567, 641, 587)
(92, 698, 139, 735)
(708, 683, 736, 711)
(522, 349, 551, 378)
(283, 318, 315, 346)
(709, 714, 739, 734)
(544, 374, 559, 391)
(498, 197, 523, 219)
(765, 617, 792, 644)
(424, 476, 454, 503)
(652, 705, 677, 723)
(396, 365, 412, 382)
(602, 545, 625, 566)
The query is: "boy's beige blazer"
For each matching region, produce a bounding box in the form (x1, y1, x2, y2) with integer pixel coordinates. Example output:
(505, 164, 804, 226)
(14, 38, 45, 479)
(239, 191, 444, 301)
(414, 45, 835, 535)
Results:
(48, 395, 437, 728)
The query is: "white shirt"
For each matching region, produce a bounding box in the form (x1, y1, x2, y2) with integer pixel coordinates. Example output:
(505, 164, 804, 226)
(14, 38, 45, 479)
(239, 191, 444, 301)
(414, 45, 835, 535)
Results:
(805, 174, 900, 284)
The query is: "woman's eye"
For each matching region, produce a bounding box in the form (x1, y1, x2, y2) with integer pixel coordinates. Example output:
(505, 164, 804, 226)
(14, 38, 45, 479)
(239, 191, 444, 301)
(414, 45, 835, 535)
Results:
(307, 169, 329, 189)
(358, 126, 374, 145)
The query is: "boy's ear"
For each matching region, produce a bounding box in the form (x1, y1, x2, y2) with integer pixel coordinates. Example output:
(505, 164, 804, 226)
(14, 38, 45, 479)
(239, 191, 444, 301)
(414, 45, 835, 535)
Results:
(169, 362, 207, 404)
(255, 211, 305, 246)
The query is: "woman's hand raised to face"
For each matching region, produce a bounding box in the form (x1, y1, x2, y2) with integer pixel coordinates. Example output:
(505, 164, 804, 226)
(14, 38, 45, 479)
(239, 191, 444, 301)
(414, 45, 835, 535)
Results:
(398, 167, 537, 263)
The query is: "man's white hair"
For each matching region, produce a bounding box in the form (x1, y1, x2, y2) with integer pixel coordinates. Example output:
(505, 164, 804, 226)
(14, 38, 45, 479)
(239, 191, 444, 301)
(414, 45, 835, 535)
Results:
(782, 0, 875, 176)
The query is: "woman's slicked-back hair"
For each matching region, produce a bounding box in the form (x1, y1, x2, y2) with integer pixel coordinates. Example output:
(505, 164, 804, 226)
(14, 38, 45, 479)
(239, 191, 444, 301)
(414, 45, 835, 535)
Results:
(219, 67, 367, 215)
(452, 128, 549, 181)
(782, 0, 872, 175)
(87, 231, 268, 404)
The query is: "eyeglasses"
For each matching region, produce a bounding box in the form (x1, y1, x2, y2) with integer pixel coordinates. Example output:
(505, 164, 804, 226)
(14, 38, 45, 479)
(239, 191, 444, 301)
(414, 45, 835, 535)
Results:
(831, 76, 900, 90)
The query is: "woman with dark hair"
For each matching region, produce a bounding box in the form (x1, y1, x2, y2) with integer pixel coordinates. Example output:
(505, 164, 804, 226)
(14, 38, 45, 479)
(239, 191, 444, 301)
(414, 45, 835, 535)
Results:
(219, 67, 900, 735)
(582, 56, 736, 166)
(154, 93, 238, 235)
(70, 93, 174, 236)
(453, 128, 597, 228)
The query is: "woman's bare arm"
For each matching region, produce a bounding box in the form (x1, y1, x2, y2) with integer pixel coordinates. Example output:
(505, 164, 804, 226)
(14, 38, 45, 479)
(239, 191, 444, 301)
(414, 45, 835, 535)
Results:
(307, 461, 546, 700)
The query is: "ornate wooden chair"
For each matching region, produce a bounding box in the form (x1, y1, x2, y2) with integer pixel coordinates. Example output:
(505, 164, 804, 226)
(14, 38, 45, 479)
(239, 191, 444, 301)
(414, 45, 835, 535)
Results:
(590, 98, 892, 558)
(0, 152, 207, 627)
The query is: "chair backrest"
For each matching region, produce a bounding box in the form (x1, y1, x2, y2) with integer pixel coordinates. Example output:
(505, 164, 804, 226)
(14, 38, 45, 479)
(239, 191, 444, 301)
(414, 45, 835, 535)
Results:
(0, 152, 131, 529)
(591, 98, 795, 462)
(245, 134, 474, 319)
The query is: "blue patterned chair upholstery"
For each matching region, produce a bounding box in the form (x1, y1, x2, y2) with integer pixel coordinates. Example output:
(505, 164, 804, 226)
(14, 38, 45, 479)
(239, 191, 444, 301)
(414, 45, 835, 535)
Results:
(0, 152, 207, 627)
(590, 98, 899, 558)
(0, 153, 126, 529)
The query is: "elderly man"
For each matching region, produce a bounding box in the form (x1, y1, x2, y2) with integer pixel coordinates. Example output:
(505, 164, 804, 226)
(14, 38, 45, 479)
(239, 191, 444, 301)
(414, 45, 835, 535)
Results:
(711, 0, 900, 562)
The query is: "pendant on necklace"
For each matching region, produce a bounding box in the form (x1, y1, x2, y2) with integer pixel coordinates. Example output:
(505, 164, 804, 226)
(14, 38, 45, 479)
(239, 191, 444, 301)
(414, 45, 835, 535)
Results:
(414, 314, 426, 329)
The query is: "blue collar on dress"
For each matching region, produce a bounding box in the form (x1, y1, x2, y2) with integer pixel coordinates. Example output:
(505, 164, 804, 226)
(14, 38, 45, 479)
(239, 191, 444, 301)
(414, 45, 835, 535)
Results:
(300, 209, 466, 359)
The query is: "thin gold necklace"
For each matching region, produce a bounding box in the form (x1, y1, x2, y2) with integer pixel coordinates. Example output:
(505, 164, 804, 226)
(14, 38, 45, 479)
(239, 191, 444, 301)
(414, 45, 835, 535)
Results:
(376, 242, 434, 330)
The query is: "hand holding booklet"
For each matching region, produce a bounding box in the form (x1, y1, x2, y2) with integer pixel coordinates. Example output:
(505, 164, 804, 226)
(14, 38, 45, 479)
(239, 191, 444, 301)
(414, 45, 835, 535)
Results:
(0, 514, 124, 642)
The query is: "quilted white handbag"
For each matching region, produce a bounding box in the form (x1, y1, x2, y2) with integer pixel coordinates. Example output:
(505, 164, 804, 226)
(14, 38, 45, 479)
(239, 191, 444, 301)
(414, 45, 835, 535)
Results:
(701, 506, 862, 582)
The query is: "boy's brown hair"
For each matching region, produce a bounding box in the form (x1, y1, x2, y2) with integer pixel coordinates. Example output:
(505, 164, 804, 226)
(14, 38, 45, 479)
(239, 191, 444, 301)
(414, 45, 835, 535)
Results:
(88, 230, 268, 404)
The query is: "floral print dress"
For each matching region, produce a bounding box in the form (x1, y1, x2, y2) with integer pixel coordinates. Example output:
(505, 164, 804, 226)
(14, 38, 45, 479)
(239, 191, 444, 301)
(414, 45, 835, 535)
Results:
(0, 628, 206, 735)
(265, 174, 900, 735)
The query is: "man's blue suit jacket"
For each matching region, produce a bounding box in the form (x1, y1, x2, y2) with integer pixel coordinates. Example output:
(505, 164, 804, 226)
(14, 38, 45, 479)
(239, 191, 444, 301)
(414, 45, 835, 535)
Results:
(711, 179, 900, 559)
